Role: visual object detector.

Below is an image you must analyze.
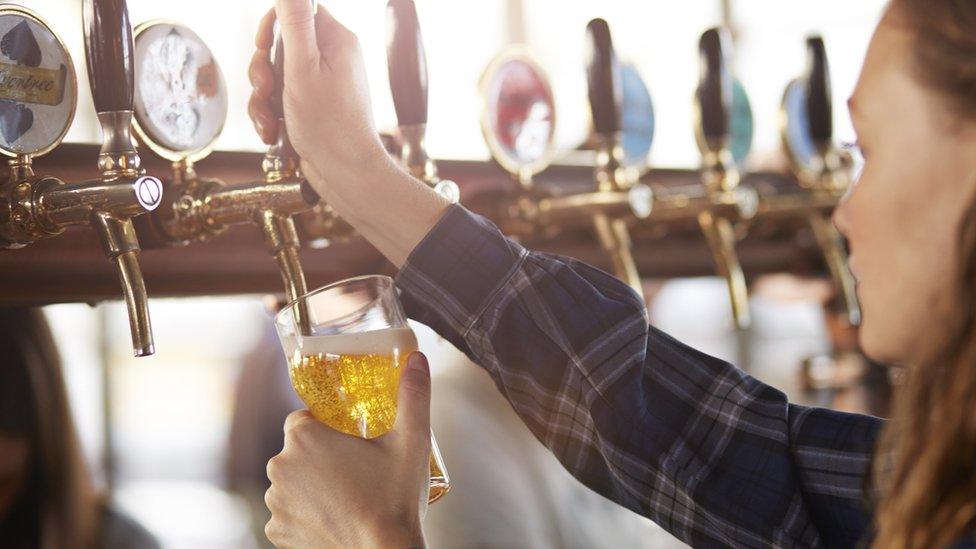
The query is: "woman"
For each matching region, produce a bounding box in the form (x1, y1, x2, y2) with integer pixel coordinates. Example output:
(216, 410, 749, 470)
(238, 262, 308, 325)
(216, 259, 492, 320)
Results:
(0, 308, 158, 549)
(255, 0, 976, 547)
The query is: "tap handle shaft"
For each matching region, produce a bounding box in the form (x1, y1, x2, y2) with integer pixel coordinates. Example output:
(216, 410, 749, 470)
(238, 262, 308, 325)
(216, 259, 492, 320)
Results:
(697, 27, 733, 150)
(387, 0, 428, 126)
(83, 0, 134, 113)
(586, 18, 622, 136)
(269, 14, 288, 119)
(804, 36, 832, 148)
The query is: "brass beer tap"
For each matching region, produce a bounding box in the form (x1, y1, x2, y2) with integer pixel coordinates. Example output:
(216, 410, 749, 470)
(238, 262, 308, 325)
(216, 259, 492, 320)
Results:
(692, 27, 752, 329)
(0, 2, 163, 357)
(386, 0, 459, 203)
(129, 20, 318, 333)
(582, 19, 652, 299)
(768, 37, 860, 326)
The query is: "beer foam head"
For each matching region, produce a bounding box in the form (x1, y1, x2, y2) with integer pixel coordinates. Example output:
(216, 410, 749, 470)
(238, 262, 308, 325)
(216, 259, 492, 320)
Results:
(295, 327, 418, 357)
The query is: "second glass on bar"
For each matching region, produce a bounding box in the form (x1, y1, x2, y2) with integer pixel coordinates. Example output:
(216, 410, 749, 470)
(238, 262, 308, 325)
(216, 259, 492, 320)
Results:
(274, 275, 450, 503)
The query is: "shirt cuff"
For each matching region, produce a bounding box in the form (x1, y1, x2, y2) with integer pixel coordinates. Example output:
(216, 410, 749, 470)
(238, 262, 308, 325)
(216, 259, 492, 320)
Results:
(395, 204, 527, 338)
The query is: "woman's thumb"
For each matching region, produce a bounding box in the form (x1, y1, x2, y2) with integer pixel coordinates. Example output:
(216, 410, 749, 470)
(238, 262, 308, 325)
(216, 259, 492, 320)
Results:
(395, 351, 431, 445)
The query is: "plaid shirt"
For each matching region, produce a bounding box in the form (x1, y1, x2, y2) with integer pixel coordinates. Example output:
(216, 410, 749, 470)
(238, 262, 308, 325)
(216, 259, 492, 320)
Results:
(396, 205, 884, 548)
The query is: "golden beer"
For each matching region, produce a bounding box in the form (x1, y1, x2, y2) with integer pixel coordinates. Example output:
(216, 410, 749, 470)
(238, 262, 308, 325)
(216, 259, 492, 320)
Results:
(286, 326, 449, 501)
(288, 327, 414, 438)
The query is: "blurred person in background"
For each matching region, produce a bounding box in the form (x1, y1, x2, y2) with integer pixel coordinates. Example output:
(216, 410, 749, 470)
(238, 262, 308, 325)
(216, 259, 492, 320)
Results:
(0, 308, 158, 549)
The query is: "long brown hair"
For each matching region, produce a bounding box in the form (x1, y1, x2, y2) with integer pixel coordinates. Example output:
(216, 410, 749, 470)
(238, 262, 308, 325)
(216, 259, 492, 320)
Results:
(0, 308, 98, 549)
(872, 1, 976, 547)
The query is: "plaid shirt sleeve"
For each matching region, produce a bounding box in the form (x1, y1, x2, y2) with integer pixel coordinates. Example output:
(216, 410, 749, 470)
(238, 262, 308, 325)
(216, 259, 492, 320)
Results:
(396, 204, 884, 548)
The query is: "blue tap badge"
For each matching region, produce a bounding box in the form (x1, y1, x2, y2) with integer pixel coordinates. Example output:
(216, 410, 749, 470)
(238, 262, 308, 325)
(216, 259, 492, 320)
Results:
(730, 78, 753, 168)
(782, 79, 817, 170)
(620, 63, 654, 169)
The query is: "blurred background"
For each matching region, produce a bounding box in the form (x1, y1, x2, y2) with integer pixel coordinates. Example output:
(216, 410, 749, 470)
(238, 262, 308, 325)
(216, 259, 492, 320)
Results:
(13, 0, 889, 547)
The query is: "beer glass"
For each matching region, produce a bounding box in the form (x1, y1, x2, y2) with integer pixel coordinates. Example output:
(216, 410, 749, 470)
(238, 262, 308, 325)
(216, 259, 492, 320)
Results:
(274, 275, 450, 503)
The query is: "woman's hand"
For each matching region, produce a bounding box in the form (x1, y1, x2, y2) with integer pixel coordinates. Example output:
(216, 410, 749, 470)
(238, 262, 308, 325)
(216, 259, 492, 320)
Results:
(248, 0, 450, 268)
(264, 352, 432, 548)
(249, 1, 388, 185)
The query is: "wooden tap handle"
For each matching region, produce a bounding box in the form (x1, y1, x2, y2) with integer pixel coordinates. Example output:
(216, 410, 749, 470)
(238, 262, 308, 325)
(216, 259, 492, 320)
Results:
(387, 0, 429, 126)
(586, 18, 622, 135)
(697, 27, 733, 145)
(804, 36, 832, 145)
(83, 0, 134, 113)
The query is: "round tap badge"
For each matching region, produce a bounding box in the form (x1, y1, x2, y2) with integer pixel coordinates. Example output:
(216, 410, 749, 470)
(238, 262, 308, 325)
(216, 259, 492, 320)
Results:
(0, 6, 77, 158)
(620, 63, 654, 170)
(730, 78, 754, 168)
(480, 50, 556, 177)
(133, 21, 227, 162)
(781, 79, 817, 171)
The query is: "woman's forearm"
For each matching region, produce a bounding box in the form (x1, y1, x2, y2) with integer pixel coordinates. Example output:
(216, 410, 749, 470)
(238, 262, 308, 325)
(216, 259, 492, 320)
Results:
(303, 152, 451, 268)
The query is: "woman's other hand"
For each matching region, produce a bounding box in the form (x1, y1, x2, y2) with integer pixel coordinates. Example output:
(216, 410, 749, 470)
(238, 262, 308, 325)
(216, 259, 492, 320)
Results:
(264, 352, 432, 549)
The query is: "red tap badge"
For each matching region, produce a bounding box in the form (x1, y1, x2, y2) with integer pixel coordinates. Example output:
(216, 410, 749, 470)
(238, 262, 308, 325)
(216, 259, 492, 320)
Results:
(485, 58, 554, 166)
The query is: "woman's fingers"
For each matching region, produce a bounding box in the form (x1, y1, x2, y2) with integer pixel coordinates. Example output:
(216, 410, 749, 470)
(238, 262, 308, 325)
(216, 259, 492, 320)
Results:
(248, 49, 275, 99)
(248, 92, 278, 145)
(255, 7, 276, 50)
(274, 0, 320, 72)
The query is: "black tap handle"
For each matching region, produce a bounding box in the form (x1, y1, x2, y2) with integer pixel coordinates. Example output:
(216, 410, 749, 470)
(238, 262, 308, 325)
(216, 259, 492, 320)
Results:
(697, 27, 733, 145)
(804, 36, 832, 145)
(585, 18, 622, 135)
(83, 0, 134, 113)
(387, 0, 428, 126)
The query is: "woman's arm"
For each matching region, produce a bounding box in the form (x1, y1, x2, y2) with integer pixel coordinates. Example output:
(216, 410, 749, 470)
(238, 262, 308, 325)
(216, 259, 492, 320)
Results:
(257, 3, 883, 546)
(396, 204, 883, 547)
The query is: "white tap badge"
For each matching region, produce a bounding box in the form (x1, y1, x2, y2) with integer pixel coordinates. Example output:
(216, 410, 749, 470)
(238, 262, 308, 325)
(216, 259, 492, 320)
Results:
(134, 176, 163, 212)
(133, 22, 227, 160)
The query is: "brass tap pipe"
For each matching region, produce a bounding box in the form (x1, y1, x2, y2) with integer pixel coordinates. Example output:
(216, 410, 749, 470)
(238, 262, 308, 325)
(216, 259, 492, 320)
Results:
(537, 188, 649, 227)
(204, 179, 316, 228)
(37, 176, 157, 228)
(259, 209, 311, 336)
(95, 211, 153, 356)
(755, 191, 839, 219)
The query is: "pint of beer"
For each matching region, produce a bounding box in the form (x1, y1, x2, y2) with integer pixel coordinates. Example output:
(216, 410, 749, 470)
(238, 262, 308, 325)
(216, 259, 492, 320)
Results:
(275, 275, 449, 503)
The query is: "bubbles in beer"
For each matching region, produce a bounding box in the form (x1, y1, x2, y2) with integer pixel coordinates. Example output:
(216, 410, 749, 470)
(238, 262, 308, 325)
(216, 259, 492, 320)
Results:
(287, 327, 416, 439)
(289, 351, 403, 438)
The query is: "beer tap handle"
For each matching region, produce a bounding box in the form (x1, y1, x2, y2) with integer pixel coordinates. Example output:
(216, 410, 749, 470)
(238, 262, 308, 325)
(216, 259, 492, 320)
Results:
(387, 0, 427, 127)
(84, 0, 133, 114)
(804, 36, 832, 154)
(84, 0, 144, 177)
(585, 18, 622, 138)
(82, 0, 161, 356)
(697, 28, 733, 155)
(386, 0, 458, 201)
